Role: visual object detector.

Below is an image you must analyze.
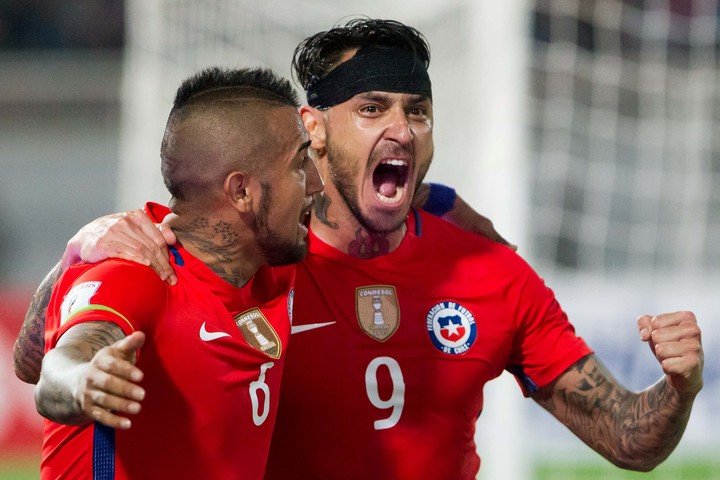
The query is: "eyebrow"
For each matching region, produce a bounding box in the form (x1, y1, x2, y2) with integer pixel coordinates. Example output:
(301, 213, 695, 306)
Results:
(406, 94, 431, 103)
(356, 92, 390, 103)
(355, 92, 429, 104)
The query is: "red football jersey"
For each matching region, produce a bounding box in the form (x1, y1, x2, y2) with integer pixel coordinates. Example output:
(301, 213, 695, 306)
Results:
(265, 210, 591, 480)
(41, 203, 293, 480)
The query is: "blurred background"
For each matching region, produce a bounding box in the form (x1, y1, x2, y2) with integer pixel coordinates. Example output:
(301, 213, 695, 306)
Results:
(0, 1, 717, 479)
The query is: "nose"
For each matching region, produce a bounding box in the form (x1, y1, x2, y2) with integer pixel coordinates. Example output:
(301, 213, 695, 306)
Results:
(304, 156, 324, 196)
(383, 106, 413, 146)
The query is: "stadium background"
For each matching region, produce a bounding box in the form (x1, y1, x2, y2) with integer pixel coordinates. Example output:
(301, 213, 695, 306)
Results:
(0, 1, 717, 479)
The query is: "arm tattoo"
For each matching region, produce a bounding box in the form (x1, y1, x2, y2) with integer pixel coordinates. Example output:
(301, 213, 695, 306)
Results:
(14, 262, 63, 384)
(533, 355, 691, 471)
(312, 192, 338, 229)
(67, 321, 126, 359)
(36, 321, 126, 424)
(38, 377, 81, 424)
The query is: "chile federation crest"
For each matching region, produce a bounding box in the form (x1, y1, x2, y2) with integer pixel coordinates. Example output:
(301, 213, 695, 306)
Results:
(426, 301, 477, 355)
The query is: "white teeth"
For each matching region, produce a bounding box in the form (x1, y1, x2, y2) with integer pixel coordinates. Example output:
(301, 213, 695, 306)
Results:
(381, 159, 408, 167)
(375, 185, 406, 204)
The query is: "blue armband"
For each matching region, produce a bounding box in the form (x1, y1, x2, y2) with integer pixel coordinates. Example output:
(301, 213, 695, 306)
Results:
(422, 183, 456, 216)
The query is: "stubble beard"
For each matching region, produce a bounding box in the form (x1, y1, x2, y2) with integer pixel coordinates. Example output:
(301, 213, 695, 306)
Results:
(255, 182, 308, 266)
(325, 136, 409, 235)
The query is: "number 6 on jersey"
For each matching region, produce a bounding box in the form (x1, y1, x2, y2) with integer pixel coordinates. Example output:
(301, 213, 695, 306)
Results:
(249, 362, 274, 426)
(365, 356, 405, 430)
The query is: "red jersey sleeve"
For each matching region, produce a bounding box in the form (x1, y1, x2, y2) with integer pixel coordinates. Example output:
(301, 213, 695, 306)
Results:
(507, 268, 593, 396)
(47, 259, 168, 348)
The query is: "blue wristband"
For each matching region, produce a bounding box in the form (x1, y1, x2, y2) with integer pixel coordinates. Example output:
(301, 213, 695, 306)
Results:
(423, 183, 456, 216)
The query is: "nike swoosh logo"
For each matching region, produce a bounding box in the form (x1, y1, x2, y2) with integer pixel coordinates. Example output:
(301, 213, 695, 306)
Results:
(291, 321, 336, 334)
(199, 322, 231, 341)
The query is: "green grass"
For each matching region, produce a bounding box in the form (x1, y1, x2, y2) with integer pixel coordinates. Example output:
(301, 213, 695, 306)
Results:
(0, 458, 38, 480)
(536, 458, 720, 480)
(4, 457, 718, 479)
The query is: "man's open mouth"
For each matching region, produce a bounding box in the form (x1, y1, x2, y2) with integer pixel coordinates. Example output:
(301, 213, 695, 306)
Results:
(372, 159, 410, 205)
(299, 200, 313, 224)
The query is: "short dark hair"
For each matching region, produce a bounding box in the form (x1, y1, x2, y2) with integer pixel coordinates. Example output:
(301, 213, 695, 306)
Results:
(292, 18, 431, 91)
(161, 67, 299, 200)
(173, 66, 300, 109)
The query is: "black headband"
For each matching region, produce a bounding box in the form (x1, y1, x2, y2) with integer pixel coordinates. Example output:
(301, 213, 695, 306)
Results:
(306, 45, 432, 109)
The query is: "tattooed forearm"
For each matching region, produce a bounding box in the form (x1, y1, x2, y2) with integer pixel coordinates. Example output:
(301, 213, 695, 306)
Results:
(35, 322, 125, 424)
(14, 262, 63, 384)
(533, 355, 692, 471)
(35, 379, 85, 425)
(67, 322, 126, 359)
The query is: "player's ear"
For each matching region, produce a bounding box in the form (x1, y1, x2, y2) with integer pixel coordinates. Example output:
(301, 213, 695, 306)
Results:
(224, 171, 254, 214)
(300, 105, 326, 152)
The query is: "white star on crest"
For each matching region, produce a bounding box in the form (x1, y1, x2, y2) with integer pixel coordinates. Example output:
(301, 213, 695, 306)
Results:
(442, 319, 461, 337)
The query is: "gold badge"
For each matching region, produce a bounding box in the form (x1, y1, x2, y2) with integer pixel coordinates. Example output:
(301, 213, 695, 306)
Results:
(234, 308, 281, 359)
(356, 285, 400, 341)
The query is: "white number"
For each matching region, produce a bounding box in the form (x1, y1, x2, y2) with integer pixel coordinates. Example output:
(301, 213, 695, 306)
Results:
(249, 362, 274, 426)
(365, 356, 405, 430)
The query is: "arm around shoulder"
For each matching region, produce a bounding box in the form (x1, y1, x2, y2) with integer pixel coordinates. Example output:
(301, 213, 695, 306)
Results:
(14, 208, 176, 385)
(35, 259, 164, 428)
(415, 182, 516, 249)
(13, 262, 63, 384)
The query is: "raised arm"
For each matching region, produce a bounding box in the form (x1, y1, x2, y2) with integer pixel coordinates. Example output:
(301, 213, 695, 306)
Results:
(532, 312, 703, 471)
(13, 209, 176, 384)
(413, 182, 516, 249)
(35, 322, 146, 429)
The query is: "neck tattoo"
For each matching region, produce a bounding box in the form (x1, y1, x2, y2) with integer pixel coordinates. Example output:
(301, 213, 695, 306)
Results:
(348, 228, 391, 259)
(313, 193, 339, 229)
(174, 218, 248, 287)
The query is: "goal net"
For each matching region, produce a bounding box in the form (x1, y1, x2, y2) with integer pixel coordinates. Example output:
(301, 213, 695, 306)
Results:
(527, 0, 719, 477)
(530, 0, 719, 277)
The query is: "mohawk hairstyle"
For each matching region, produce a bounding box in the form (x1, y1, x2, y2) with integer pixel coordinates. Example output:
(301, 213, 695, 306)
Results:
(161, 66, 299, 201)
(174, 66, 300, 109)
(292, 18, 431, 91)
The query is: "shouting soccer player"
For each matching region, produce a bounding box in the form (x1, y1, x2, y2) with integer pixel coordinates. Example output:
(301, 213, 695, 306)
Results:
(16, 19, 703, 480)
(264, 19, 701, 478)
(32, 67, 323, 479)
